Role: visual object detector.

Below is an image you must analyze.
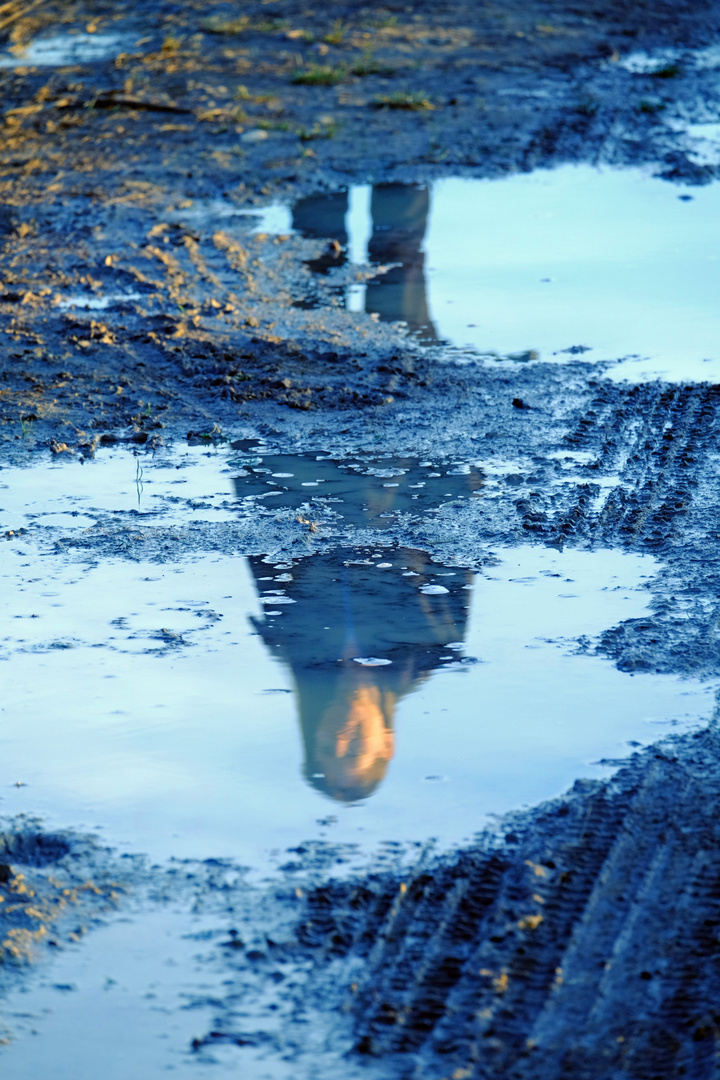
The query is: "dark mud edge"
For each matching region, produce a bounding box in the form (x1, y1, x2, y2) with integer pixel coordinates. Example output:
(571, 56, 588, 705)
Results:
(0, 818, 133, 997)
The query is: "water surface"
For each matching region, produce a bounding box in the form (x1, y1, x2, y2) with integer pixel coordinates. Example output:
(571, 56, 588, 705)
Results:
(0, 32, 126, 68)
(1, 449, 714, 868)
(281, 167, 720, 382)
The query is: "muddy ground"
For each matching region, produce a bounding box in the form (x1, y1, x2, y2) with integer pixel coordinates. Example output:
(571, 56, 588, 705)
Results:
(4, 0, 720, 1076)
(2, 0, 720, 446)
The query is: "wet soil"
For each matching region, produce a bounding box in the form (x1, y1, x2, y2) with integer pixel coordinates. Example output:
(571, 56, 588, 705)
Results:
(0, 819, 130, 1000)
(2, 0, 720, 446)
(5, 0, 720, 1076)
(251, 724, 720, 1080)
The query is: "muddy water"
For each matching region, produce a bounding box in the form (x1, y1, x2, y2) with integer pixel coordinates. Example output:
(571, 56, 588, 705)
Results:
(1, 448, 715, 870)
(277, 167, 720, 382)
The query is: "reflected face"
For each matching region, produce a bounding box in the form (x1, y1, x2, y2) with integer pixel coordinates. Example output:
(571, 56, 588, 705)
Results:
(313, 680, 396, 803)
(246, 546, 473, 804)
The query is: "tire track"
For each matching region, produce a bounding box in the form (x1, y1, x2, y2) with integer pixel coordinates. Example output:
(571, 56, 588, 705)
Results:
(278, 728, 720, 1080)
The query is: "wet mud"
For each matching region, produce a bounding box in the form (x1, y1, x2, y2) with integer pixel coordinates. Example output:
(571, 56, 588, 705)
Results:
(243, 724, 720, 1080)
(1, 0, 720, 443)
(0, 820, 129, 1001)
(4, 0, 720, 1075)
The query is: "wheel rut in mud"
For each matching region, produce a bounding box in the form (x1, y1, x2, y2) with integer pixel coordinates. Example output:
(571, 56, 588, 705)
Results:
(211, 726, 720, 1080)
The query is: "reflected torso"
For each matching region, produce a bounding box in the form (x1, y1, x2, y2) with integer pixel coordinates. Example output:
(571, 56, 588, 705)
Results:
(248, 549, 472, 803)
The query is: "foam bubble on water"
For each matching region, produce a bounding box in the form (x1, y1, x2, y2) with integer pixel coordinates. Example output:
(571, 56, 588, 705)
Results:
(353, 657, 392, 666)
(420, 584, 450, 595)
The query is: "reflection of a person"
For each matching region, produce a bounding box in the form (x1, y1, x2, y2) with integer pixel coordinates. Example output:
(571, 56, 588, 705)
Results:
(366, 183, 436, 339)
(292, 190, 349, 274)
(291, 184, 436, 338)
(248, 548, 472, 803)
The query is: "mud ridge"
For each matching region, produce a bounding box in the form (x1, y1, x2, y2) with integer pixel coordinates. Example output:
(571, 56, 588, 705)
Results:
(198, 725, 720, 1079)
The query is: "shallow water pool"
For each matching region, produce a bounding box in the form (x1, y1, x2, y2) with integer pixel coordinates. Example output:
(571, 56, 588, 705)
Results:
(1, 448, 715, 870)
(0, 32, 127, 68)
(254, 166, 720, 383)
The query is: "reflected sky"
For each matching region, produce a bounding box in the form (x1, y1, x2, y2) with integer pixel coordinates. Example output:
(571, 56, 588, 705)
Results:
(285, 167, 720, 381)
(0, 33, 124, 68)
(1, 444, 717, 865)
(247, 549, 472, 803)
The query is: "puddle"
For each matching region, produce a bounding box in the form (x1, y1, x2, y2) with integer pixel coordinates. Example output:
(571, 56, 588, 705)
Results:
(229, 443, 484, 526)
(56, 293, 144, 311)
(0, 444, 240, 526)
(0, 33, 125, 69)
(0, 441, 584, 534)
(171, 199, 293, 234)
(3, 541, 713, 867)
(1, 449, 715, 870)
(617, 44, 720, 75)
(260, 166, 720, 382)
(0, 906, 237, 1080)
(2, 445, 717, 1074)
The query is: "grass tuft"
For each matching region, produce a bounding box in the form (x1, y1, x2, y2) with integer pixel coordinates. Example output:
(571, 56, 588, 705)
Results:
(291, 65, 346, 86)
(372, 91, 434, 111)
(323, 19, 347, 45)
(351, 54, 395, 77)
(201, 16, 249, 35)
(297, 120, 338, 140)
